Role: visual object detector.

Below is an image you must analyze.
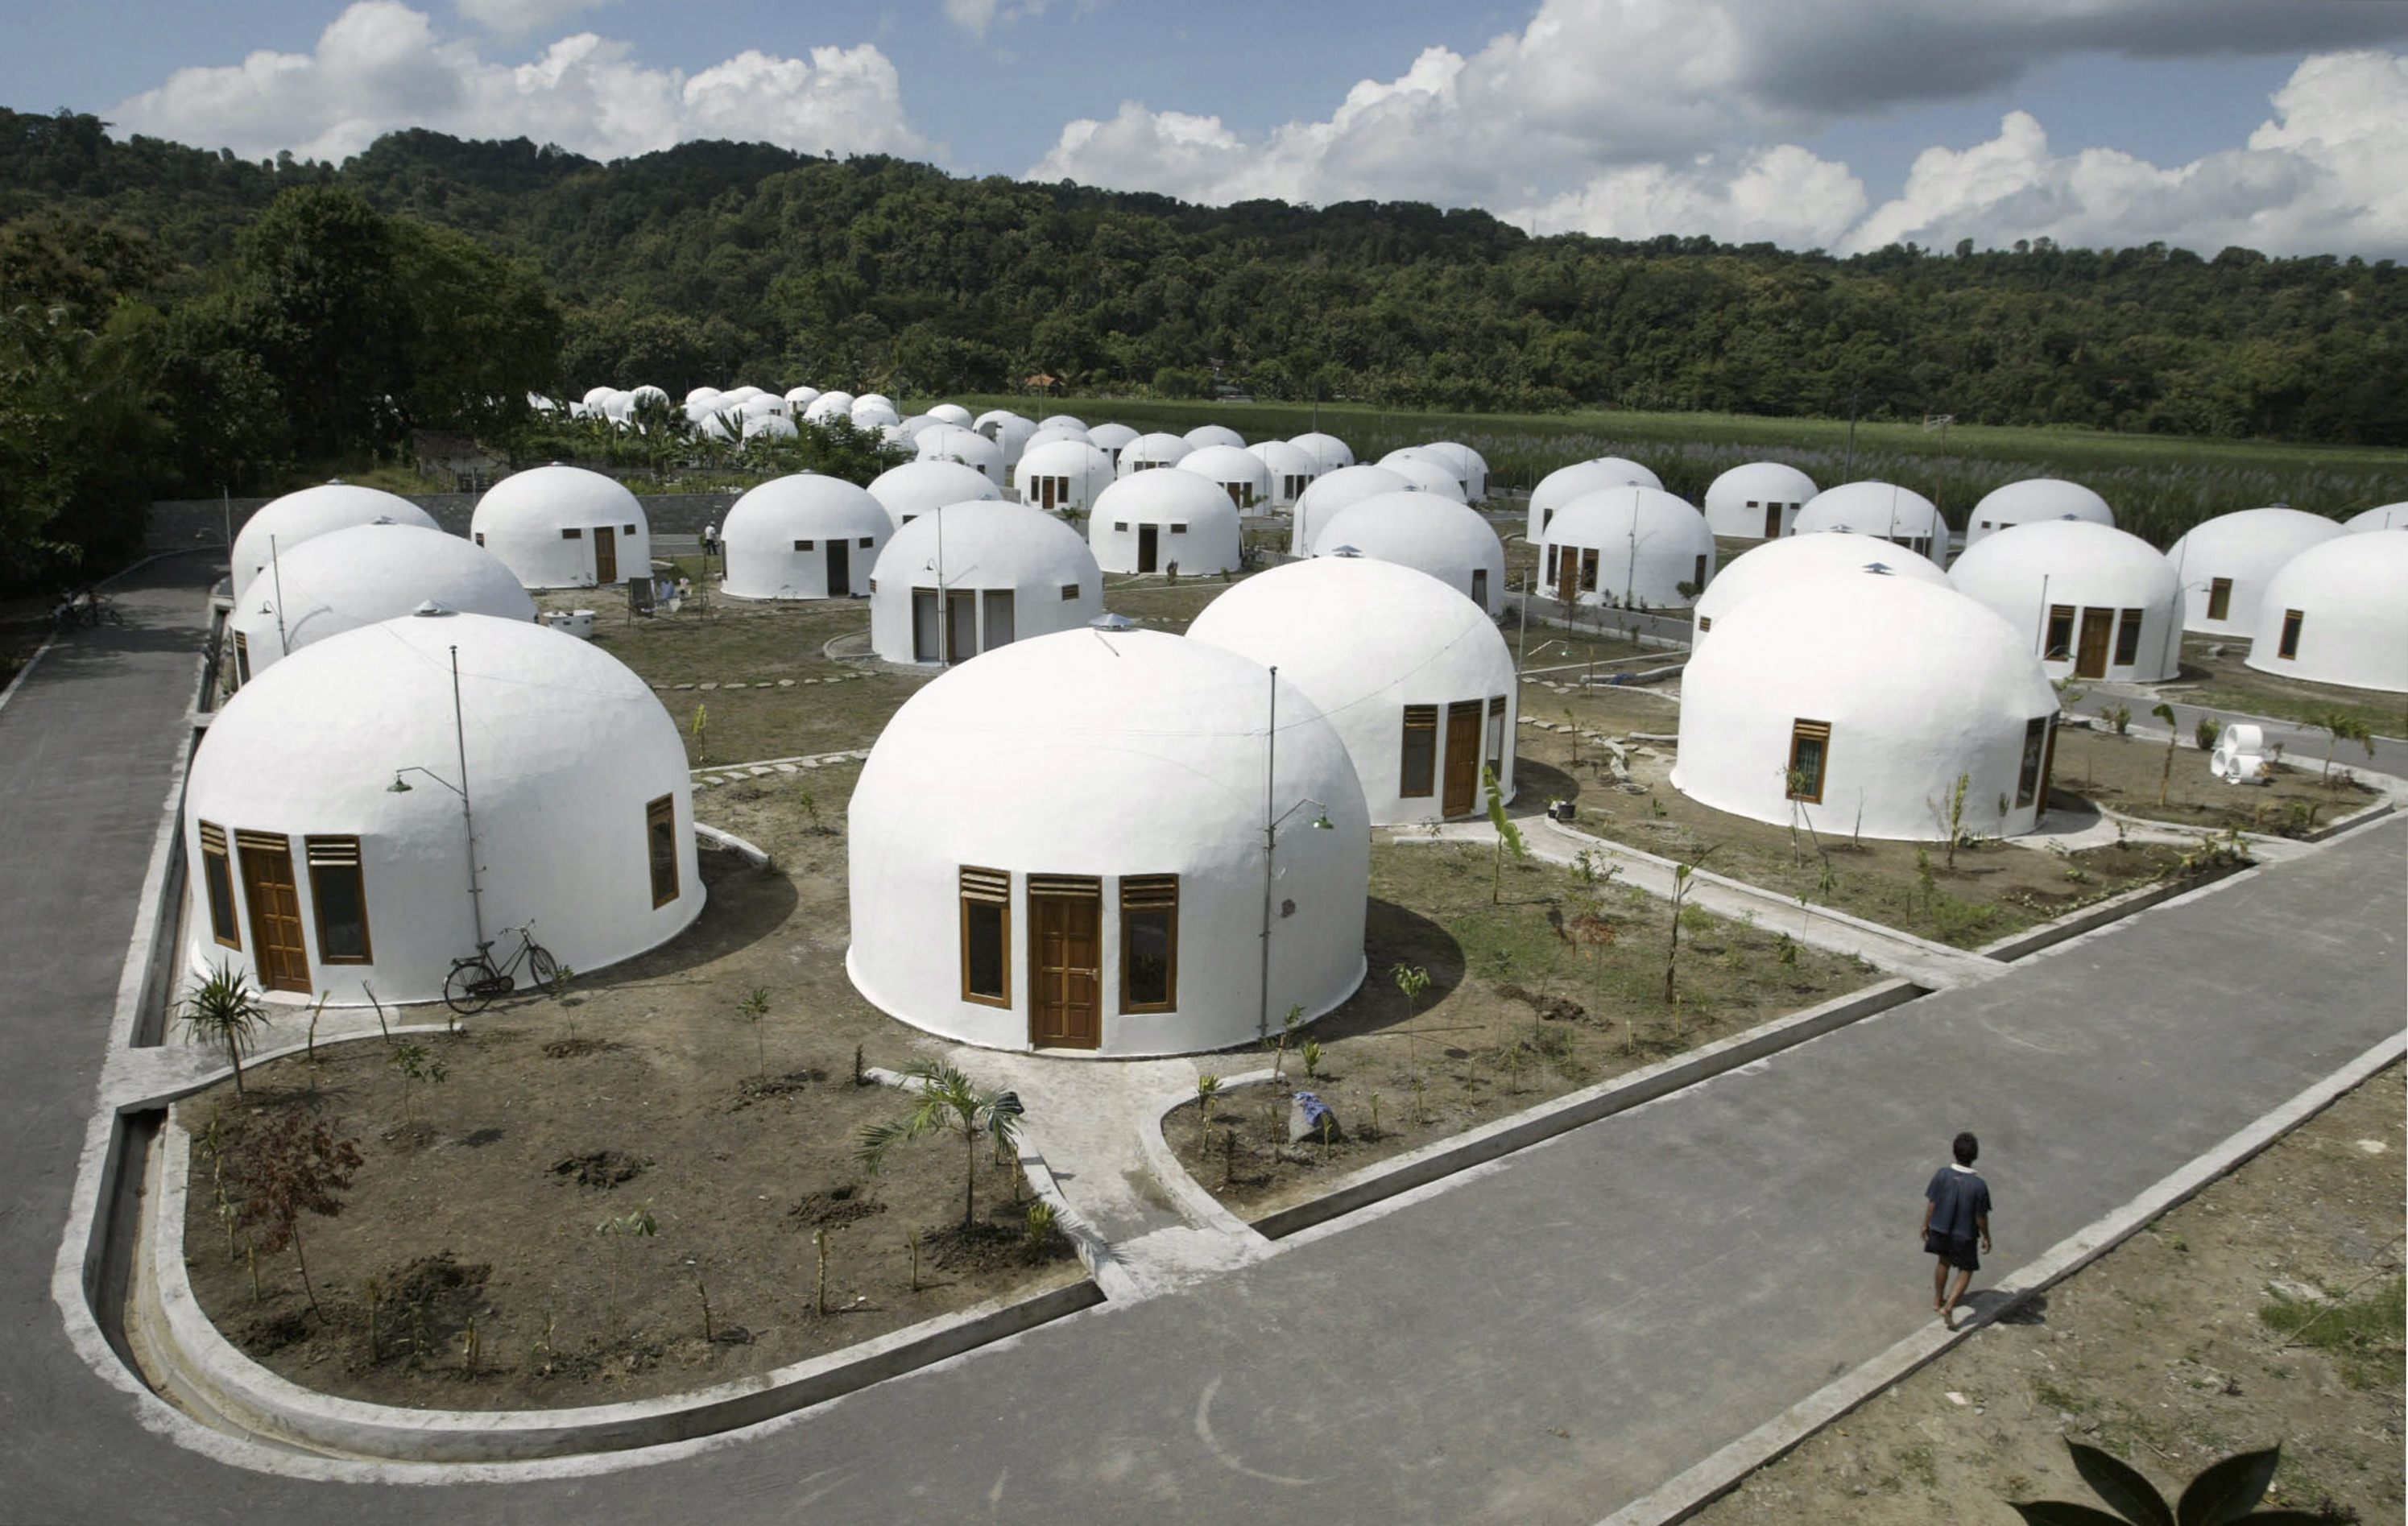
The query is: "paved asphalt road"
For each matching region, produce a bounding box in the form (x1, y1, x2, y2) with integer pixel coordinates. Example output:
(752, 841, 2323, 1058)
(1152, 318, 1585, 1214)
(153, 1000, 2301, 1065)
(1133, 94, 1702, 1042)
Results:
(2, 554, 2401, 1524)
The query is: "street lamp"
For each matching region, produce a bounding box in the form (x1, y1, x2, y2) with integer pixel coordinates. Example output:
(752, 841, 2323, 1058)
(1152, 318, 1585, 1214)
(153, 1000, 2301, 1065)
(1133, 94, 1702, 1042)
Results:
(1258, 661, 1338, 1040)
(384, 630, 487, 952)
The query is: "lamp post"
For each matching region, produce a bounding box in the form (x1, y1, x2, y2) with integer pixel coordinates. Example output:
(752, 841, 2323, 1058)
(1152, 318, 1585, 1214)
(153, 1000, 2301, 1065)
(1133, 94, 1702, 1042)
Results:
(1257, 660, 1336, 1040)
(385, 639, 486, 952)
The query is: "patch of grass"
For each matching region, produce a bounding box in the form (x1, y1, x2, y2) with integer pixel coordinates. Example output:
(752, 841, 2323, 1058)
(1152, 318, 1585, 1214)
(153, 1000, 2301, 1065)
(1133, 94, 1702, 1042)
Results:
(2032, 1377, 2093, 1415)
(2258, 1277, 2406, 1388)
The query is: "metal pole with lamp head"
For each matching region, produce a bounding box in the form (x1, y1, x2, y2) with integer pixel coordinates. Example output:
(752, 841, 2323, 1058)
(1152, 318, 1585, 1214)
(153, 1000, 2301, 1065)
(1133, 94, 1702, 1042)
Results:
(1259, 663, 1277, 1041)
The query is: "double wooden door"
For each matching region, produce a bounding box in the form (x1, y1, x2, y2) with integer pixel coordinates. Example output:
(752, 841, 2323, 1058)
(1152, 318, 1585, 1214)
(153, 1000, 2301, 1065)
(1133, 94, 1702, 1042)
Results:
(1028, 878, 1101, 1049)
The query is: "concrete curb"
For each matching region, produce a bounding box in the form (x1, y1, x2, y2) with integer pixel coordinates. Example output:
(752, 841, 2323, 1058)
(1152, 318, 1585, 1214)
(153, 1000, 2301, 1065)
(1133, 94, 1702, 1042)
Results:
(1593, 1030, 2408, 1526)
(139, 1093, 1103, 1465)
(692, 822, 772, 867)
(1976, 857, 2250, 962)
(2302, 798, 2396, 842)
(1140, 1069, 1281, 1242)
(1139, 979, 1927, 1245)
(0, 627, 60, 718)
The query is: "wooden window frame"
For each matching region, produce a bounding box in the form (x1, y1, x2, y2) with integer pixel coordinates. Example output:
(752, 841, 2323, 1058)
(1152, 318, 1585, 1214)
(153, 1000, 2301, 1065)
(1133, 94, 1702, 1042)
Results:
(1119, 875, 1178, 1014)
(959, 866, 1012, 1007)
(623, 523, 638, 536)
(2044, 604, 2076, 660)
(2277, 609, 2302, 660)
(232, 631, 252, 687)
(2016, 716, 2050, 808)
(2112, 608, 2144, 667)
(1485, 694, 1508, 778)
(1059, 584, 1079, 602)
(645, 794, 679, 908)
(794, 538, 815, 552)
(2205, 577, 2232, 622)
(304, 834, 373, 965)
(1697, 615, 1712, 633)
(561, 527, 583, 540)
(1786, 720, 1832, 804)
(1400, 705, 1439, 798)
(199, 821, 241, 949)
(858, 536, 875, 548)
(1543, 545, 1559, 583)
(1169, 523, 1188, 535)
(1578, 548, 1599, 593)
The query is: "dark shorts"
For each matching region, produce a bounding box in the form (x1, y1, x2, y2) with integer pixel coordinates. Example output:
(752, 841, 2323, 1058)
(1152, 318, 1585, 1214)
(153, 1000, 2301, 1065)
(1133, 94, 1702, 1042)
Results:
(1926, 1230, 1979, 1272)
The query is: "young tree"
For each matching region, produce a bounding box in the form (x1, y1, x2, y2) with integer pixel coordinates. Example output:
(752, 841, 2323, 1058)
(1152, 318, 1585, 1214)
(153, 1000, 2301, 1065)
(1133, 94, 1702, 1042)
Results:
(1484, 764, 1525, 904)
(2307, 709, 2374, 782)
(2150, 701, 2182, 807)
(230, 1109, 362, 1317)
(737, 986, 772, 1079)
(180, 966, 271, 1097)
(1664, 847, 1715, 1005)
(856, 1059, 1026, 1230)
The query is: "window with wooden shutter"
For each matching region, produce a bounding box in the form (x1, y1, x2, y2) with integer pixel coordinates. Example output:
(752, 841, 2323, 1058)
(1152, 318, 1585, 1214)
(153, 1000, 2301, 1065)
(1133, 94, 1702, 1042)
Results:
(199, 821, 240, 949)
(1059, 584, 1078, 601)
(960, 866, 1010, 1006)
(2017, 717, 2050, 807)
(2205, 577, 2232, 622)
(561, 527, 582, 539)
(794, 539, 815, 552)
(646, 795, 678, 908)
(2113, 609, 2144, 666)
(305, 835, 372, 964)
(2278, 609, 2302, 660)
(1120, 875, 1177, 1012)
(1786, 721, 1831, 803)
(1401, 705, 1438, 797)
(2045, 605, 2075, 660)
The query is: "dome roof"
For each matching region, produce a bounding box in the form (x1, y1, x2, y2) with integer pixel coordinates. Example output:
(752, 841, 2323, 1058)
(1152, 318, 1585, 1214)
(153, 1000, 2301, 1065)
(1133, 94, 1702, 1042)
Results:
(743, 412, 798, 440)
(741, 394, 788, 418)
(2166, 506, 2347, 636)
(1118, 432, 1193, 473)
(1188, 557, 1518, 825)
(1248, 439, 1317, 475)
(916, 424, 1006, 479)
(1041, 414, 1087, 432)
(925, 403, 974, 428)
(1184, 424, 1246, 451)
(469, 465, 652, 590)
(2245, 531, 2408, 693)
(1537, 486, 1716, 607)
(1694, 531, 1946, 635)
(1026, 423, 1092, 451)
(1415, 441, 1488, 492)
(1177, 444, 1272, 495)
(1703, 461, 1820, 540)
(850, 399, 901, 428)
(1311, 493, 1507, 614)
(1289, 432, 1355, 474)
(1086, 422, 1140, 451)
(846, 627, 1368, 1056)
(867, 460, 1002, 525)
(1380, 454, 1470, 502)
(1016, 439, 1117, 507)
(1528, 457, 1661, 540)
(227, 523, 533, 679)
(2343, 502, 2406, 533)
(1093, 469, 1235, 525)
(186, 610, 698, 1003)
(801, 394, 851, 424)
(1674, 575, 2058, 842)
(1090, 472, 1241, 573)
(979, 413, 1038, 465)
(1964, 478, 2114, 550)
(721, 475, 891, 601)
(1948, 520, 2179, 680)
(1291, 464, 1411, 551)
(782, 385, 820, 407)
(230, 483, 438, 603)
(868, 501, 1103, 664)
(1793, 482, 1947, 551)
(688, 387, 725, 407)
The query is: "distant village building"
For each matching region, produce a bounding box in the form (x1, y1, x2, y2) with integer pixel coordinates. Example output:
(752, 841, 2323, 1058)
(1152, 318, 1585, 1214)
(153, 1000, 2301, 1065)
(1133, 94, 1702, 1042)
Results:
(1088, 471, 1243, 575)
(2165, 506, 2348, 637)
(1947, 520, 2180, 682)
(720, 475, 889, 601)
(868, 501, 1103, 664)
(226, 522, 533, 688)
(2245, 531, 2408, 693)
(1702, 461, 1819, 541)
(469, 465, 651, 590)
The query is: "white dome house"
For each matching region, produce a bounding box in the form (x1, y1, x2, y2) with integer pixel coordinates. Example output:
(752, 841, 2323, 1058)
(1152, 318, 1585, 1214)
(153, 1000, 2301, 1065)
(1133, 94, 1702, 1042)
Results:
(470, 465, 652, 589)
(225, 522, 534, 689)
(1313, 494, 1508, 615)
(1963, 478, 2115, 549)
(1086, 421, 1140, 467)
(1792, 482, 1948, 560)
(2344, 502, 2406, 533)
(867, 459, 1002, 527)
(1536, 486, 1717, 609)
(1289, 432, 1355, 475)
(1415, 442, 1489, 501)
(1691, 531, 1946, 645)
(1178, 443, 1274, 511)
(1090, 471, 1243, 576)
(230, 483, 438, 603)
(1117, 432, 1194, 476)
(1378, 452, 1471, 502)
(916, 424, 1007, 483)
(2245, 531, 2408, 693)
(1189, 557, 1517, 826)
(1948, 521, 2181, 682)
(1674, 574, 2061, 842)
(182, 610, 701, 1005)
(720, 475, 889, 601)
(803, 391, 855, 424)
(869, 501, 1104, 664)
(1016, 438, 1117, 515)
(846, 627, 1368, 1056)
(2165, 506, 2348, 638)
(1183, 423, 1246, 451)
(1527, 457, 1661, 541)
(1290, 464, 1411, 552)
(925, 402, 974, 429)
(1248, 439, 1320, 508)
(1703, 461, 1820, 541)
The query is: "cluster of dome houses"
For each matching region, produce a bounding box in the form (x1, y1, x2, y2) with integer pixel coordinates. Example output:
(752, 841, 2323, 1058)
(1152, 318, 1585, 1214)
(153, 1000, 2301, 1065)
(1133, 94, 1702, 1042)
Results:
(184, 407, 2406, 1062)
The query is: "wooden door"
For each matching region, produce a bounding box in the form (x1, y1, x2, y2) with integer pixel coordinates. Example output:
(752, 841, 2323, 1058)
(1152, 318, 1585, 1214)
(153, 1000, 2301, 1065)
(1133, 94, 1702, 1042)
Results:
(1763, 502, 1782, 539)
(825, 538, 850, 597)
(593, 524, 618, 584)
(1442, 701, 1483, 817)
(2075, 608, 2114, 678)
(945, 590, 978, 663)
(1556, 545, 1580, 603)
(1028, 879, 1102, 1049)
(1138, 524, 1159, 573)
(912, 589, 941, 661)
(236, 831, 311, 994)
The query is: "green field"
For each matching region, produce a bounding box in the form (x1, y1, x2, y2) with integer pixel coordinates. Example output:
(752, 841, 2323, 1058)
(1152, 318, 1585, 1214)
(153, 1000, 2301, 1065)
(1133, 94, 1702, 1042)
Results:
(941, 395, 2408, 548)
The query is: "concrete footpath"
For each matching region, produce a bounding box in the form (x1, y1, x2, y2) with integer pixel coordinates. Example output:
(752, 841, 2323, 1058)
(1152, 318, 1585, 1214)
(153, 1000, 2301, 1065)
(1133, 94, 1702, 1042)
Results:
(2, 554, 2403, 1524)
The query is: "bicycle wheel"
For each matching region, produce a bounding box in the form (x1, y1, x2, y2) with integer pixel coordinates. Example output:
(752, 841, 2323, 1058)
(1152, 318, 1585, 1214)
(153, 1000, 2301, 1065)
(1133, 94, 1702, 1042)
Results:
(444, 958, 499, 1015)
(526, 945, 559, 987)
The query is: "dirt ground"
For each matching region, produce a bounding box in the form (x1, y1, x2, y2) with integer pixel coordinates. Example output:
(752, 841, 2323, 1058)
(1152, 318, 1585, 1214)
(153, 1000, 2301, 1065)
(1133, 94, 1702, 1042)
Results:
(1693, 1063, 2405, 1526)
(1162, 837, 1872, 1218)
(2161, 639, 2408, 741)
(180, 846, 1083, 1412)
(2052, 723, 2385, 837)
(1512, 693, 2231, 949)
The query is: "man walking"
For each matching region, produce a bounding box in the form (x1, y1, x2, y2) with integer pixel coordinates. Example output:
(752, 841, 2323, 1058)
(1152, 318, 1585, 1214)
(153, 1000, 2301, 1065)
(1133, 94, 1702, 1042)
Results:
(1922, 1130, 1992, 1330)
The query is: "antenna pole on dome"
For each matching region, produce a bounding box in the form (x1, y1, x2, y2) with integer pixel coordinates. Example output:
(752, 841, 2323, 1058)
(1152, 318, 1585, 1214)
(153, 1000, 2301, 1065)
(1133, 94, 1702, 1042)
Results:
(1258, 664, 1278, 1043)
(451, 644, 487, 952)
(269, 534, 290, 656)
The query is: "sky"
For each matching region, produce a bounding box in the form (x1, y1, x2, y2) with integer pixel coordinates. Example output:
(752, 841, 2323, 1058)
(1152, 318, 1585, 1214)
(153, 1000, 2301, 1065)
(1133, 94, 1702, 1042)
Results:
(9, 0, 2407, 258)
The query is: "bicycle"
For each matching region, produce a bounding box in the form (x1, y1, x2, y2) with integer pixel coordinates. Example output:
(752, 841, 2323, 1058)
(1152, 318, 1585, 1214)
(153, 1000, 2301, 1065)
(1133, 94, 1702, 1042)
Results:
(443, 922, 559, 1015)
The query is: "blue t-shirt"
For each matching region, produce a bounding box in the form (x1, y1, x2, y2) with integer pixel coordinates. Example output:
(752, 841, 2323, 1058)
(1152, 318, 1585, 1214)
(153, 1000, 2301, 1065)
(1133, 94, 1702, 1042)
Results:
(1926, 1164, 1992, 1239)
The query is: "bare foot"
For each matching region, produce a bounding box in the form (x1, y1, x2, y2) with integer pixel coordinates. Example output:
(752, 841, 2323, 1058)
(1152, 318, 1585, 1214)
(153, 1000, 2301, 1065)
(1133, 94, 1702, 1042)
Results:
(1941, 1305, 1957, 1330)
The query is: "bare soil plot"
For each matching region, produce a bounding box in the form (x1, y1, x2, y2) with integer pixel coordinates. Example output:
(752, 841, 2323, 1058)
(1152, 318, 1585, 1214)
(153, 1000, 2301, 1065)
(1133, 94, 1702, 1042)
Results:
(2050, 725, 2382, 837)
(180, 846, 1081, 1412)
(1162, 838, 1873, 1220)
(2161, 639, 2408, 740)
(1691, 1063, 2404, 1526)
(1516, 705, 2225, 949)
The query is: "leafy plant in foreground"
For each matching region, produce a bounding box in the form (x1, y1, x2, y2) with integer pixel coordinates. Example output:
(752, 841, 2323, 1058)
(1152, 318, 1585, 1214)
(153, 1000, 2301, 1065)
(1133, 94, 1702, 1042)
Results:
(180, 965, 271, 1096)
(856, 1058, 1025, 1230)
(2009, 1439, 2321, 1525)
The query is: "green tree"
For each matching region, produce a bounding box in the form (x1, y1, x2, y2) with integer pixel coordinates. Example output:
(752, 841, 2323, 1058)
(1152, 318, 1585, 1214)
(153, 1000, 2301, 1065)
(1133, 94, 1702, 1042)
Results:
(855, 1058, 1025, 1230)
(225, 186, 409, 459)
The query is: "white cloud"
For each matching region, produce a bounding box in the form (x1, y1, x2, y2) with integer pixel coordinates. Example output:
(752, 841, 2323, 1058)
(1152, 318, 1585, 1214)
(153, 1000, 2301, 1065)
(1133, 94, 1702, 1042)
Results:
(941, 0, 997, 36)
(111, 1, 928, 165)
(1520, 146, 1868, 250)
(1842, 52, 2408, 257)
(453, 0, 610, 34)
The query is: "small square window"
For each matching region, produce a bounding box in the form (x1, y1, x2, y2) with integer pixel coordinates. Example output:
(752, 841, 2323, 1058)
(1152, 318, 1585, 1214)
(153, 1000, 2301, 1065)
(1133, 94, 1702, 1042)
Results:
(859, 536, 874, 548)
(561, 527, 583, 540)
(794, 539, 815, 552)
(1114, 522, 1128, 532)
(623, 523, 637, 535)
(1060, 584, 1078, 601)
(1169, 523, 1187, 534)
